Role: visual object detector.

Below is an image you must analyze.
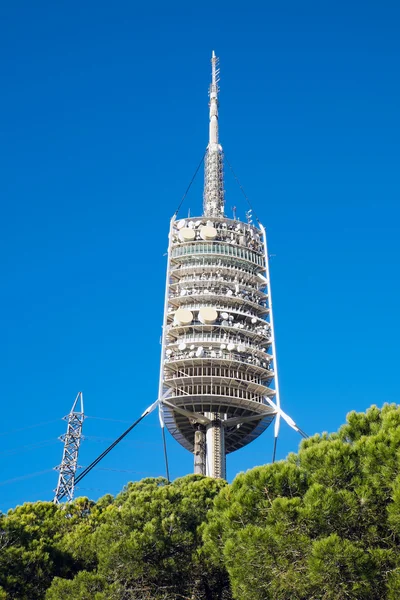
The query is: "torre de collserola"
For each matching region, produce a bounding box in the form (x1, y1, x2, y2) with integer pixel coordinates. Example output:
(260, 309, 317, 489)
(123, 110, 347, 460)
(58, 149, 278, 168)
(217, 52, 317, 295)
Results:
(157, 52, 282, 479)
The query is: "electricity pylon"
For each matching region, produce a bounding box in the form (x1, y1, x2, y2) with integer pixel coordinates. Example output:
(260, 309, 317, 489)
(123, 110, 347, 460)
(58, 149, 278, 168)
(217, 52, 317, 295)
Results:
(53, 392, 84, 503)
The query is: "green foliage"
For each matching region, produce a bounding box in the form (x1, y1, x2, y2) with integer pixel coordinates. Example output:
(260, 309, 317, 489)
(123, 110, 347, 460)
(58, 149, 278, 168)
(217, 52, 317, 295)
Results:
(2, 404, 400, 599)
(203, 403, 400, 599)
(91, 475, 228, 599)
(45, 571, 109, 600)
(0, 499, 90, 600)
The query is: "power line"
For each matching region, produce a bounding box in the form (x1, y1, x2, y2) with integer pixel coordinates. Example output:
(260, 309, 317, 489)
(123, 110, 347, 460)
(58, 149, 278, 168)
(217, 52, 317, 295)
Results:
(85, 416, 132, 424)
(91, 467, 153, 474)
(75, 487, 111, 493)
(73, 414, 147, 488)
(0, 419, 61, 437)
(0, 466, 155, 490)
(0, 469, 54, 487)
(85, 416, 160, 428)
(84, 435, 161, 446)
(0, 439, 59, 456)
(56, 406, 156, 502)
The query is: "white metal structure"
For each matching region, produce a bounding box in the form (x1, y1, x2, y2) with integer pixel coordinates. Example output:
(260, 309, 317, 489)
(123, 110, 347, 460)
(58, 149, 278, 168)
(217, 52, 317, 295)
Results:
(53, 392, 84, 503)
(158, 53, 281, 479)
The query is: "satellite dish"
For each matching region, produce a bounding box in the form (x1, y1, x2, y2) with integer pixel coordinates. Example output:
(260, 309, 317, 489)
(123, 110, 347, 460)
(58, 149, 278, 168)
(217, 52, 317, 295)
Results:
(166, 349, 172, 356)
(221, 320, 229, 326)
(221, 312, 229, 320)
(196, 346, 204, 357)
(178, 343, 187, 351)
(227, 343, 235, 351)
(200, 225, 217, 241)
(190, 345, 195, 350)
(220, 344, 226, 350)
(177, 220, 186, 230)
(179, 228, 196, 242)
(199, 307, 218, 324)
(237, 344, 245, 352)
(174, 308, 193, 325)
(251, 317, 257, 324)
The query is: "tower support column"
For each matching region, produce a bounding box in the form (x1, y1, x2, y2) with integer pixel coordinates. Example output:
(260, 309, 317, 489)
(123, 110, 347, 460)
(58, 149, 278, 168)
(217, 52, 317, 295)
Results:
(194, 425, 207, 475)
(205, 413, 226, 479)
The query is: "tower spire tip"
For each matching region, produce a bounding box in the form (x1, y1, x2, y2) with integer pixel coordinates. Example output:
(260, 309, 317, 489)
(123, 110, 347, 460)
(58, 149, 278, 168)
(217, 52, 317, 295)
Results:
(203, 51, 224, 217)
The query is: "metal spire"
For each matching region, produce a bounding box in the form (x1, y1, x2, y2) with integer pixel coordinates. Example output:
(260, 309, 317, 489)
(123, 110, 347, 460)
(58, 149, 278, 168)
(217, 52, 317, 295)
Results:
(209, 50, 220, 148)
(53, 392, 85, 504)
(203, 51, 224, 217)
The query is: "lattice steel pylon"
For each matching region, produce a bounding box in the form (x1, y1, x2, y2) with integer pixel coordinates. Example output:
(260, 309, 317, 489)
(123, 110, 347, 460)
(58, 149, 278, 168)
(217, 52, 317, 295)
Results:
(53, 392, 85, 503)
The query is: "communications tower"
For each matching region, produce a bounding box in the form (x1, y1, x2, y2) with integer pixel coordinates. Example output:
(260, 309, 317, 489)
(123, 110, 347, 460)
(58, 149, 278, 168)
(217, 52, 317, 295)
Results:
(158, 52, 280, 478)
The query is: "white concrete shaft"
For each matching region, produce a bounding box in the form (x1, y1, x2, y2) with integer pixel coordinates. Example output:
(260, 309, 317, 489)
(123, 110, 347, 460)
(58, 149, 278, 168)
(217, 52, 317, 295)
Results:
(205, 412, 226, 479)
(194, 427, 207, 475)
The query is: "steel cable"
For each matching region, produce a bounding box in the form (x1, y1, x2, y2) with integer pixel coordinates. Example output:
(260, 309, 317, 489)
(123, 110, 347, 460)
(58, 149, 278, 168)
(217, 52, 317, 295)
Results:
(174, 150, 207, 216)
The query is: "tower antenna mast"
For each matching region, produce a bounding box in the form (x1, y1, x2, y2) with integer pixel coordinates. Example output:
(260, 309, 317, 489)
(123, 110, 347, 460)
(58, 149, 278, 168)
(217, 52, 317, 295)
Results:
(53, 392, 84, 504)
(203, 50, 224, 218)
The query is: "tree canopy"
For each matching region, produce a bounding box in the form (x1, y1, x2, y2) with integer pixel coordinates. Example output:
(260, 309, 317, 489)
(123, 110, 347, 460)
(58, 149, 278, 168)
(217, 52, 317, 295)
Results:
(1, 403, 400, 599)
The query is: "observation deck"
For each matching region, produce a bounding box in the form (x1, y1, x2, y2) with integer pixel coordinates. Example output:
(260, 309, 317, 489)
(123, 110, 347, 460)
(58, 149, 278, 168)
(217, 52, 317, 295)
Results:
(160, 216, 277, 464)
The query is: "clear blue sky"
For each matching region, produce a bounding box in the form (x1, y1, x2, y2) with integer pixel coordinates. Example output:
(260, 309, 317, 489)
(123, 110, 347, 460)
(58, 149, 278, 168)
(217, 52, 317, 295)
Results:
(1, 0, 399, 511)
